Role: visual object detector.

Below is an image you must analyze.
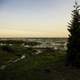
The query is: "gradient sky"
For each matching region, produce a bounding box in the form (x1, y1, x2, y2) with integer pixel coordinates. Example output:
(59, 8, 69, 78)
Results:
(0, 0, 80, 37)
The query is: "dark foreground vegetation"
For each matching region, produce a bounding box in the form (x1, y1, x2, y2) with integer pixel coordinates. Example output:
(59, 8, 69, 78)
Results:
(66, 1, 80, 67)
(0, 39, 80, 80)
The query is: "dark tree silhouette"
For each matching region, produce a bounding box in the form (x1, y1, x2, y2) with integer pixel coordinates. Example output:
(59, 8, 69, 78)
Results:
(66, 1, 80, 67)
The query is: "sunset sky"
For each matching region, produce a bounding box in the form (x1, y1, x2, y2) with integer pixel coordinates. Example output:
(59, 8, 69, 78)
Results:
(0, 0, 80, 37)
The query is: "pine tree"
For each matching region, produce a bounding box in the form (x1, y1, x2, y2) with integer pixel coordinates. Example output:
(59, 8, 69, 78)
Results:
(66, 1, 80, 67)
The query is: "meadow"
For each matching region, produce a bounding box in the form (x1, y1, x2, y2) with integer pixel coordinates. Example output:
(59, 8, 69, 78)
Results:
(0, 38, 80, 80)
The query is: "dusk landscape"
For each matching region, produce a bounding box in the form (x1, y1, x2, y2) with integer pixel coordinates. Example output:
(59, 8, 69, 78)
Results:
(0, 0, 80, 80)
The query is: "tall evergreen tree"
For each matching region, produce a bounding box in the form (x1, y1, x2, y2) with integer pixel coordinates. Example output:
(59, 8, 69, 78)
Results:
(66, 0, 80, 67)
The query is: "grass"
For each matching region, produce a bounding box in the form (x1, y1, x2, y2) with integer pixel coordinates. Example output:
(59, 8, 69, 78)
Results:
(0, 45, 80, 80)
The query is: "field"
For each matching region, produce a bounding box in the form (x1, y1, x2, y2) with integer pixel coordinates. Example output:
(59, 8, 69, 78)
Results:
(0, 38, 80, 80)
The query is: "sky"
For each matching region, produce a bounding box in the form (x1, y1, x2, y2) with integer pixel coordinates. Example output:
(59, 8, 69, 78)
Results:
(0, 0, 80, 37)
